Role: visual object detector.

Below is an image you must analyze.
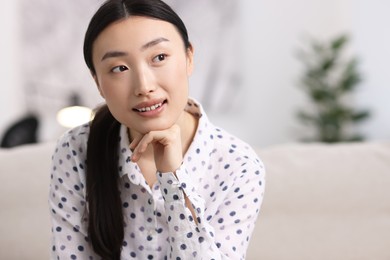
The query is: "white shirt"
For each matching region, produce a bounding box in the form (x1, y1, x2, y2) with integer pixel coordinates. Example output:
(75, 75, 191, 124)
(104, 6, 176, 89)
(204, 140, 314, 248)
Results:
(49, 99, 265, 260)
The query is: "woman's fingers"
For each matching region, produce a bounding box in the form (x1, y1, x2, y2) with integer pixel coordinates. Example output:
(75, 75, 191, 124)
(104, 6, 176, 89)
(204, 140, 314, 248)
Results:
(129, 134, 143, 162)
(129, 134, 142, 150)
(131, 133, 154, 162)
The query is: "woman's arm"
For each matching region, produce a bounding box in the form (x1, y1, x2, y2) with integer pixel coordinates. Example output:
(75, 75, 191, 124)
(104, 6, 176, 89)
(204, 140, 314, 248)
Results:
(48, 132, 99, 259)
(157, 157, 265, 260)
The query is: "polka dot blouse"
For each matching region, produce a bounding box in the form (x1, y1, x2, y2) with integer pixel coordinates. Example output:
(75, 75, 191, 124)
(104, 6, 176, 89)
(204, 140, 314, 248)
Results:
(49, 99, 266, 259)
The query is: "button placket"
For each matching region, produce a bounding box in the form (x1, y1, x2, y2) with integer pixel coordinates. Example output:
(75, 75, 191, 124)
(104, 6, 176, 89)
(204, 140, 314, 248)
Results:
(145, 195, 157, 236)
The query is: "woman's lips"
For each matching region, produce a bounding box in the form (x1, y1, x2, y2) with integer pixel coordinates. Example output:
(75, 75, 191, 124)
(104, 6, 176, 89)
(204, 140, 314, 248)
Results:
(133, 99, 167, 116)
(134, 101, 163, 112)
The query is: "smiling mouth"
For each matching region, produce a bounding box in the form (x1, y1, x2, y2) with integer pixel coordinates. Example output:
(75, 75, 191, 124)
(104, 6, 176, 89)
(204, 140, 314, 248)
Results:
(133, 100, 167, 112)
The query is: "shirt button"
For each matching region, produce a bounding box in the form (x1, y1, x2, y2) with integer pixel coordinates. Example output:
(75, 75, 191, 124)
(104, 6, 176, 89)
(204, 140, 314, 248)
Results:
(148, 198, 153, 205)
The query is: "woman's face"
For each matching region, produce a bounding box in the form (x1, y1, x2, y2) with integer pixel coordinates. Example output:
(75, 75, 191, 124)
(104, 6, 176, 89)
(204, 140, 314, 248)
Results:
(92, 16, 193, 134)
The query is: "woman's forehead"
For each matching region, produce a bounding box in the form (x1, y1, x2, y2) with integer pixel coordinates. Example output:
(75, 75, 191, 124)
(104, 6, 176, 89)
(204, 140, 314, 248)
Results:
(95, 16, 180, 49)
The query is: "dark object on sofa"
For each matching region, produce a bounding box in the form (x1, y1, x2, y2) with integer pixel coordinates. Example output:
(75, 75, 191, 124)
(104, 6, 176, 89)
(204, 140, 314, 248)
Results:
(1, 115, 39, 148)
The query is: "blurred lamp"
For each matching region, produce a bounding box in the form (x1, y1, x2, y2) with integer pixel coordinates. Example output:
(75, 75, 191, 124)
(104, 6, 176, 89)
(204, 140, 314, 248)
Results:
(56, 93, 93, 128)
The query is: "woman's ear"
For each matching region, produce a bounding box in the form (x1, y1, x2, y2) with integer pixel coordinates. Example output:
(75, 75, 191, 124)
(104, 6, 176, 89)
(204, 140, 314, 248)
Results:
(91, 71, 105, 99)
(186, 44, 194, 76)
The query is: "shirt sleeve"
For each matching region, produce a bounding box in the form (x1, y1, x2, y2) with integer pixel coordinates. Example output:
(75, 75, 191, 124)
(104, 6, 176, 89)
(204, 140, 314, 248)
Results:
(48, 134, 100, 260)
(157, 156, 266, 260)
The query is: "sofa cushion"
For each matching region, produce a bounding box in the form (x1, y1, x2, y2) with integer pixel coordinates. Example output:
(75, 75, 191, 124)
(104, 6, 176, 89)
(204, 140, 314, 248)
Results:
(0, 142, 55, 259)
(248, 141, 390, 260)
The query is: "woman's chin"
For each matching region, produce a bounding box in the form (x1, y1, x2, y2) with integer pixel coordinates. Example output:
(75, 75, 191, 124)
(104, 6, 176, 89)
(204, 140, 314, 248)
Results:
(130, 122, 175, 135)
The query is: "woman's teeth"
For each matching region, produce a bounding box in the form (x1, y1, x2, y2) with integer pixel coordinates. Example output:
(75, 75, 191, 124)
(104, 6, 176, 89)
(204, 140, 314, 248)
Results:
(136, 102, 163, 112)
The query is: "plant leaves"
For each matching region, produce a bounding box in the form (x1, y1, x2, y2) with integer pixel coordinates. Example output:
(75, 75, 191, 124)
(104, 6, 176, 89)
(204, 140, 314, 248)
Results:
(331, 35, 348, 50)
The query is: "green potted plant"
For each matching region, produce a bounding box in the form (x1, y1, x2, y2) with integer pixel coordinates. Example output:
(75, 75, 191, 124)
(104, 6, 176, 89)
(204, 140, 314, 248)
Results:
(296, 34, 370, 143)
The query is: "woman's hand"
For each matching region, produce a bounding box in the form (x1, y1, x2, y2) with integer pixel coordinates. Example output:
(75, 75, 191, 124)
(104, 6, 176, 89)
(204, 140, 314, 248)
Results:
(129, 124, 183, 173)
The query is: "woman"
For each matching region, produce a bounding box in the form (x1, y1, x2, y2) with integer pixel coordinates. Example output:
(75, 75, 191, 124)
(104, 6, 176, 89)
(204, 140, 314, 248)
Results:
(49, 0, 265, 259)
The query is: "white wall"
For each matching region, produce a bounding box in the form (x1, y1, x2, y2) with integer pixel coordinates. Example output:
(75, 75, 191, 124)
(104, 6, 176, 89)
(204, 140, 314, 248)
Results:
(211, 0, 351, 146)
(0, 1, 26, 139)
(352, 0, 390, 142)
(1, 0, 389, 147)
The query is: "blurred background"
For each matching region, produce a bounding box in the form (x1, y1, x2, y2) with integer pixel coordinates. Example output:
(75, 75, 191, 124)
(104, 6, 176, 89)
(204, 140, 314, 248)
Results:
(0, 0, 389, 148)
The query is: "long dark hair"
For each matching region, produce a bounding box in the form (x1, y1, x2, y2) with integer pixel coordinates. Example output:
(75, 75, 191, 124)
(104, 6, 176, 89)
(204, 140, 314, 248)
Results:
(84, 0, 190, 259)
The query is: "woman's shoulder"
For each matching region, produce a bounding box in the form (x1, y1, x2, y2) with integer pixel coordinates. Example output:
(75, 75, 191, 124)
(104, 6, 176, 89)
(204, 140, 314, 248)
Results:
(204, 124, 265, 186)
(208, 124, 262, 166)
(54, 123, 90, 154)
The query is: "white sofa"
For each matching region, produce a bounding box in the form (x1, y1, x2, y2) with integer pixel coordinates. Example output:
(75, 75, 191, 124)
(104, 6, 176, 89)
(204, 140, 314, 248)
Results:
(1, 141, 389, 259)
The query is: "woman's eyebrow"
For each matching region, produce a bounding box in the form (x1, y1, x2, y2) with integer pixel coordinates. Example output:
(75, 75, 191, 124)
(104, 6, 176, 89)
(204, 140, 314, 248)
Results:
(140, 37, 169, 51)
(101, 51, 128, 61)
(100, 37, 169, 61)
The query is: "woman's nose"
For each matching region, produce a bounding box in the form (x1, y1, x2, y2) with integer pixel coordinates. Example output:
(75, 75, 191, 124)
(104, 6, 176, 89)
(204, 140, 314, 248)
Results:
(133, 67, 156, 96)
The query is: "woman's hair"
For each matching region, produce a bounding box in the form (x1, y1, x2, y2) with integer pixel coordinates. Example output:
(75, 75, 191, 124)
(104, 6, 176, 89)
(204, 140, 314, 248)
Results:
(84, 0, 190, 259)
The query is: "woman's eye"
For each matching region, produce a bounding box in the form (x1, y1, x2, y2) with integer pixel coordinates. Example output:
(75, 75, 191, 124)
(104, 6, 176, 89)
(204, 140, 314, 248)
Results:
(111, 65, 128, 73)
(152, 54, 167, 63)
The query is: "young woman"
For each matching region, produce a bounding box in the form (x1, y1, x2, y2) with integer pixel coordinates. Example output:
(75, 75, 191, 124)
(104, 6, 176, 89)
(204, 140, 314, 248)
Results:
(49, 0, 265, 259)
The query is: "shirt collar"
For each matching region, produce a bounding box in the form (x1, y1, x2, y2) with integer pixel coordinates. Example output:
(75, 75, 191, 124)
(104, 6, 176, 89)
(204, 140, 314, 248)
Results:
(182, 99, 215, 183)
